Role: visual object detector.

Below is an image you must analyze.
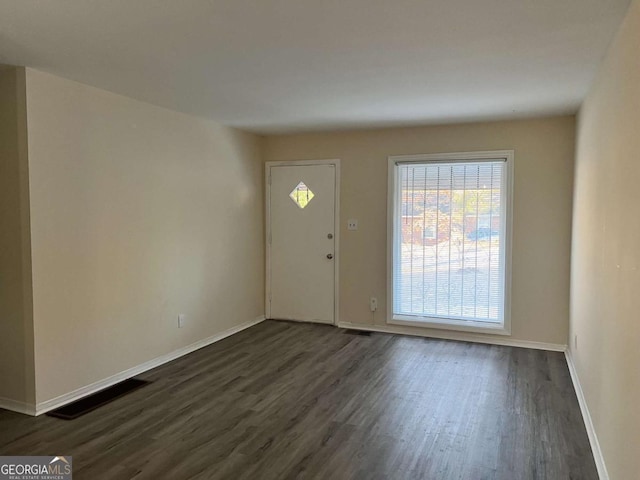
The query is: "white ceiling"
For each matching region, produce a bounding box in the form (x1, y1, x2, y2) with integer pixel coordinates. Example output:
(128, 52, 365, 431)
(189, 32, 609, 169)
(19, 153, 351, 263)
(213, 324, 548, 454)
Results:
(0, 0, 631, 133)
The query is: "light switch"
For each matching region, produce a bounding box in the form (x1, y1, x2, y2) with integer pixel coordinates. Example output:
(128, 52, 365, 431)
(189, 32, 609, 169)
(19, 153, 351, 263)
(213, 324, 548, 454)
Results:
(347, 219, 358, 230)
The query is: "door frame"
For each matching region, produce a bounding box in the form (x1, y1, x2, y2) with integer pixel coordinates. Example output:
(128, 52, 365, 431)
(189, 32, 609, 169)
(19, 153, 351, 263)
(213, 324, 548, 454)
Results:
(265, 159, 341, 325)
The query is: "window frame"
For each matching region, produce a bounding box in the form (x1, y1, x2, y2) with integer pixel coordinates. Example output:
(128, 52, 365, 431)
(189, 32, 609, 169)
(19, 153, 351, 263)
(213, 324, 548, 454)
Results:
(387, 150, 514, 335)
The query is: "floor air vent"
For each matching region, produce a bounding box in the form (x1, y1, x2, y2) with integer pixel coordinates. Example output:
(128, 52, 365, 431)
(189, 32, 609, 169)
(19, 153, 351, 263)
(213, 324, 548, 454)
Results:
(47, 378, 150, 420)
(344, 329, 372, 336)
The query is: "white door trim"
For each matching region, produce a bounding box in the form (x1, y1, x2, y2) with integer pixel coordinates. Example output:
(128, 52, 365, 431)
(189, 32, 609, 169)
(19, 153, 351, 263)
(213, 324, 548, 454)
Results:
(265, 159, 341, 325)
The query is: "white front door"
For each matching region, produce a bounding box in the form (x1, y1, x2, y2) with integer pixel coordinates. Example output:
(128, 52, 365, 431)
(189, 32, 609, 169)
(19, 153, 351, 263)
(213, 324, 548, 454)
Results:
(267, 162, 337, 324)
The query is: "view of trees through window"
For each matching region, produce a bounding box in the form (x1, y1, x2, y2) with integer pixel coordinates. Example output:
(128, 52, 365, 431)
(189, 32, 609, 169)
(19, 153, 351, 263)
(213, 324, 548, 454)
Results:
(395, 161, 505, 323)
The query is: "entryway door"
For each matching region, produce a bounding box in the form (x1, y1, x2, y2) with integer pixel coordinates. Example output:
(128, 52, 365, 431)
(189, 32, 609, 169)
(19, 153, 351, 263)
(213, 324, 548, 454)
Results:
(266, 161, 339, 324)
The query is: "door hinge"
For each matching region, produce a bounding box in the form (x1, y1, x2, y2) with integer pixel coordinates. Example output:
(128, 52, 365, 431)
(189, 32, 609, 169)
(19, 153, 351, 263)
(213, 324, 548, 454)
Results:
(269, 292, 272, 302)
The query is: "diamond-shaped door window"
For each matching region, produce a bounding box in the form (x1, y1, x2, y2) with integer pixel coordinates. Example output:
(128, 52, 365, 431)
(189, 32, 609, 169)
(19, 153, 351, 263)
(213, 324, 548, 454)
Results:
(289, 181, 315, 209)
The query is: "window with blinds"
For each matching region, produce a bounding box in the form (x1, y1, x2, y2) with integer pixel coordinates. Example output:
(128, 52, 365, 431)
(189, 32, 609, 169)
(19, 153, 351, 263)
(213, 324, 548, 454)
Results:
(389, 152, 512, 331)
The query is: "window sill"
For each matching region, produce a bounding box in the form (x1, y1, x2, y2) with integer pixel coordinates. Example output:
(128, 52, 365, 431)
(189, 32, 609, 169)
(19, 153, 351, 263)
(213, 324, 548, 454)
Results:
(388, 315, 510, 336)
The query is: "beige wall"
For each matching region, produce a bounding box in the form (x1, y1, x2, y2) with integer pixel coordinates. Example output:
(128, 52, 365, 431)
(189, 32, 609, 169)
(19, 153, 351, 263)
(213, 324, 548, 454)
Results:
(265, 116, 575, 346)
(0, 66, 35, 407)
(24, 69, 265, 404)
(571, 0, 640, 478)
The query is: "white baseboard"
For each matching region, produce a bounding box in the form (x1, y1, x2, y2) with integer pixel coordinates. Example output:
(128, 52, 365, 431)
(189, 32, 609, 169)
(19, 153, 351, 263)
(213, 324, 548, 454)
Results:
(337, 321, 567, 352)
(565, 349, 608, 480)
(0, 397, 36, 416)
(32, 315, 266, 416)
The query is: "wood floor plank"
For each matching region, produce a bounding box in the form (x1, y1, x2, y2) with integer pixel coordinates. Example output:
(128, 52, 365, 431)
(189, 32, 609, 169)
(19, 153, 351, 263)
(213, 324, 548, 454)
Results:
(0, 320, 597, 479)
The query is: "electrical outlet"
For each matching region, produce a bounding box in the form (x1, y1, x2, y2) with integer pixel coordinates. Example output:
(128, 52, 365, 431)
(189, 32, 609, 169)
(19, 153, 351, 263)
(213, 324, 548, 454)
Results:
(370, 297, 378, 312)
(178, 314, 186, 328)
(347, 219, 358, 231)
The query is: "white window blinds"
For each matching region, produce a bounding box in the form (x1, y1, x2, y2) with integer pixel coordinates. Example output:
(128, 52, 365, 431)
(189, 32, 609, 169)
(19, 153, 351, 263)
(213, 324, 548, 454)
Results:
(393, 159, 507, 324)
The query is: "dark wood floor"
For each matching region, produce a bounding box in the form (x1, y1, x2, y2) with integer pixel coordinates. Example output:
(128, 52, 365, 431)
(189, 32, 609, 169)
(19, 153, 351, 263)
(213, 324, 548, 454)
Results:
(0, 320, 597, 479)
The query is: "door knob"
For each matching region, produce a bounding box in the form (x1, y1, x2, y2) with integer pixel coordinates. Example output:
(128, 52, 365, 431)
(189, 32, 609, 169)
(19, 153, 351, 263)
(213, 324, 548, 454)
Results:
(326, 254, 333, 259)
